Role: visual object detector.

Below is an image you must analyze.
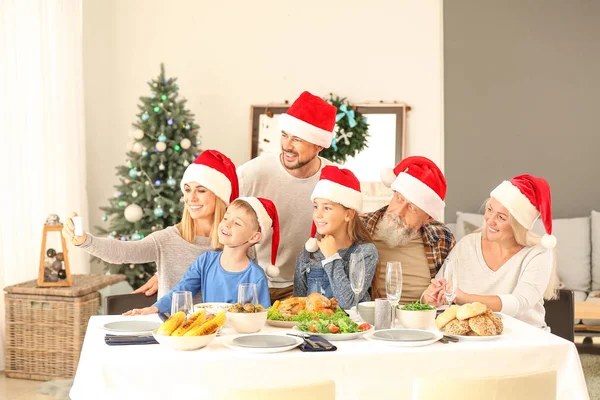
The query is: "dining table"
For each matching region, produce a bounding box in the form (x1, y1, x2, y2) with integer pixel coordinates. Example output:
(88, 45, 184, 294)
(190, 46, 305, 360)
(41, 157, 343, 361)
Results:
(70, 312, 589, 400)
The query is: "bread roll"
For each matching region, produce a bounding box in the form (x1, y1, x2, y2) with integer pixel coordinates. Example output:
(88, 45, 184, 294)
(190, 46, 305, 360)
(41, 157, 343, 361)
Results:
(469, 315, 497, 336)
(485, 310, 503, 334)
(443, 318, 471, 335)
(456, 302, 487, 320)
(435, 305, 459, 329)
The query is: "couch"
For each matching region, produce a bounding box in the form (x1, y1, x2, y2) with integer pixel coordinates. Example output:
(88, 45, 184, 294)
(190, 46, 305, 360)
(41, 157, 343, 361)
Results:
(447, 210, 600, 327)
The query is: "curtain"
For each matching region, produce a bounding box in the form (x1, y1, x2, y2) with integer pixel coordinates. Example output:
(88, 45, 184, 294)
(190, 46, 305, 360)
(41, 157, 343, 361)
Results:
(0, 0, 88, 370)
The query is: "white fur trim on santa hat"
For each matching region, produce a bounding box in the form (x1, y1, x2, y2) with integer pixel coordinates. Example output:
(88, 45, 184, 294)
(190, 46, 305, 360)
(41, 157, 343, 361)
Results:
(310, 179, 363, 212)
(490, 180, 539, 230)
(237, 197, 272, 234)
(278, 113, 333, 148)
(180, 164, 232, 205)
(391, 173, 445, 221)
(305, 237, 319, 252)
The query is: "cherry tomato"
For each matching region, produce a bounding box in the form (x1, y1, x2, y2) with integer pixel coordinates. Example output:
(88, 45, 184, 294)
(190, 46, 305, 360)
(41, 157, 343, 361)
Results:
(328, 323, 340, 333)
(309, 325, 317, 333)
(358, 323, 372, 331)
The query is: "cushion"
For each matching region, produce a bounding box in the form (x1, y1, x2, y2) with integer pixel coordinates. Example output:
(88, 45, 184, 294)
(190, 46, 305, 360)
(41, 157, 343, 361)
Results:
(455, 212, 484, 242)
(582, 291, 600, 326)
(573, 290, 588, 325)
(592, 211, 600, 290)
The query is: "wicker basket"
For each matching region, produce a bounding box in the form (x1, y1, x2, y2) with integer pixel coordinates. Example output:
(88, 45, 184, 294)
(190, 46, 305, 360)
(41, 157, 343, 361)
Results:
(4, 274, 125, 380)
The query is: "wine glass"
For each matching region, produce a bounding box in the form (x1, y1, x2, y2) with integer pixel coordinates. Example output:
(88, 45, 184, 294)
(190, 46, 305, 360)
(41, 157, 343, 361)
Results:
(171, 291, 193, 317)
(442, 258, 459, 305)
(349, 253, 366, 315)
(237, 283, 258, 305)
(385, 261, 403, 329)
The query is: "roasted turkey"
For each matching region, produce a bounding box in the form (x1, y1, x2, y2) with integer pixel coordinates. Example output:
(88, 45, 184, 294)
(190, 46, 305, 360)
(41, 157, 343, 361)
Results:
(275, 293, 338, 318)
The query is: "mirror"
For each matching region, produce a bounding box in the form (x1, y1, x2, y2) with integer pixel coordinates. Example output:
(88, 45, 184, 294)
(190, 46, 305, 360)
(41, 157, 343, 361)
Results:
(249, 104, 409, 211)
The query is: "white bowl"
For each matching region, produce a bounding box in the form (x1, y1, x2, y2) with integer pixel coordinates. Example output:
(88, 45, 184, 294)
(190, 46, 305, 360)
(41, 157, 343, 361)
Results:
(226, 311, 267, 334)
(396, 309, 437, 330)
(152, 330, 217, 351)
(357, 301, 375, 325)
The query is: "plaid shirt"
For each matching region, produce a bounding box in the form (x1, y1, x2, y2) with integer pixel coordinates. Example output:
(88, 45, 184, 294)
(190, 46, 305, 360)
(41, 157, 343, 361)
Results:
(360, 206, 456, 278)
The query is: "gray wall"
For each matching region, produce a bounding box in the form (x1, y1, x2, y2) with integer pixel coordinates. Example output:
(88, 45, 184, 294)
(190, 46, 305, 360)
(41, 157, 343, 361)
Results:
(444, 0, 600, 222)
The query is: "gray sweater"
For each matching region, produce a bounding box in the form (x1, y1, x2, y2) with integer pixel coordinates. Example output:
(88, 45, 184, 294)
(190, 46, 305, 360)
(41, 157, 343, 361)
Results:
(78, 226, 211, 302)
(293, 243, 379, 309)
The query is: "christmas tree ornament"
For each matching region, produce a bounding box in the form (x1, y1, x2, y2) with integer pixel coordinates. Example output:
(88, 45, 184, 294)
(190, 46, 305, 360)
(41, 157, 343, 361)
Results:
(196, 139, 202, 145)
(169, 208, 175, 213)
(102, 214, 108, 222)
(183, 160, 189, 167)
(167, 177, 177, 187)
(158, 134, 166, 142)
(153, 106, 160, 113)
(120, 236, 127, 241)
(153, 83, 158, 88)
(133, 142, 143, 153)
(145, 181, 150, 185)
(57, 269, 67, 279)
(161, 94, 167, 101)
(164, 78, 168, 83)
(186, 124, 191, 130)
(174, 144, 181, 151)
(153, 205, 164, 217)
(118, 201, 126, 207)
(141, 112, 149, 121)
(124, 179, 130, 184)
(56, 252, 64, 261)
(132, 190, 138, 198)
(150, 93, 156, 99)
(142, 150, 148, 157)
(151, 226, 156, 231)
(52, 260, 62, 271)
(124, 203, 144, 222)
(46, 248, 56, 258)
(128, 169, 138, 178)
(112, 231, 117, 235)
(155, 179, 162, 186)
(159, 163, 165, 170)
(133, 130, 144, 140)
(131, 231, 142, 241)
(156, 142, 167, 152)
(118, 191, 123, 196)
(180, 138, 191, 149)
(167, 118, 173, 125)
(107, 234, 115, 239)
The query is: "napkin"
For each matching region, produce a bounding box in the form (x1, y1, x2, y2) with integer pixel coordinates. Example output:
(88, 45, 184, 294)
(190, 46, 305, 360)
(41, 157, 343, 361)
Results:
(104, 335, 158, 346)
(298, 335, 337, 352)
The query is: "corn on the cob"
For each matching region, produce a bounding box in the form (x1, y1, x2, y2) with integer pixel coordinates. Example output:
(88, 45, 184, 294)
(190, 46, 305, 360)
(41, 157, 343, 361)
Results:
(272, 300, 280, 310)
(156, 311, 186, 336)
(171, 310, 207, 336)
(184, 311, 226, 336)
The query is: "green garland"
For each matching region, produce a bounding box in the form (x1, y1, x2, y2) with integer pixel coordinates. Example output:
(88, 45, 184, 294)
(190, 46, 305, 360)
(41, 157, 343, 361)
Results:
(319, 94, 370, 164)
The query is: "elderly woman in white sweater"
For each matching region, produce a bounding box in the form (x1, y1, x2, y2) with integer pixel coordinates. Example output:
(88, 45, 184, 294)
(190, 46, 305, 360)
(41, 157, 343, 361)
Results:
(423, 174, 560, 329)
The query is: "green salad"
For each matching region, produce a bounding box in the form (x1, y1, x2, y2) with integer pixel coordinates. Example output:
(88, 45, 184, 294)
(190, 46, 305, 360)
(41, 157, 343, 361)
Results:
(399, 301, 436, 311)
(297, 309, 369, 334)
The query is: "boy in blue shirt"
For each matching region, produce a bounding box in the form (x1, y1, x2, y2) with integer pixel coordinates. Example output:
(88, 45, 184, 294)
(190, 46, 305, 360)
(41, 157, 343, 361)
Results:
(126, 197, 280, 314)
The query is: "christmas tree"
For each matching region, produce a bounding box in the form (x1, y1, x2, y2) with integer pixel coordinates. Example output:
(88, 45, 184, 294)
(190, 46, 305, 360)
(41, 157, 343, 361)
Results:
(96, 64, 201, 288)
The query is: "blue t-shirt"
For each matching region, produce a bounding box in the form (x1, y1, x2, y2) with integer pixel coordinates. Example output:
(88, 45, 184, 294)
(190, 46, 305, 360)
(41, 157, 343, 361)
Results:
(154, 251, 271, 313)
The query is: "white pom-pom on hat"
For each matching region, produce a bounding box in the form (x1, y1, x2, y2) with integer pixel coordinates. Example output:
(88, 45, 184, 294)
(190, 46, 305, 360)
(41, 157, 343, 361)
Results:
(305, 237, 319, 252)
(266, 264, 279, 277)
(541, 234, 557, 249)
(380, 168, 397, 188)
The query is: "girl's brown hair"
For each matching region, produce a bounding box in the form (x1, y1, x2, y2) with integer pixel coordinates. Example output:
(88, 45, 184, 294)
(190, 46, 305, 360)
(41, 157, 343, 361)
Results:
(346, 209, 373, 245)
(176, 197, 227, 250)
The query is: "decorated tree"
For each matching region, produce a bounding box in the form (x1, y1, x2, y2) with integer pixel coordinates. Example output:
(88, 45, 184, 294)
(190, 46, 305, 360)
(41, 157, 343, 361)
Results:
(96, 64, 201, 288)
(320, 94, 370, 164)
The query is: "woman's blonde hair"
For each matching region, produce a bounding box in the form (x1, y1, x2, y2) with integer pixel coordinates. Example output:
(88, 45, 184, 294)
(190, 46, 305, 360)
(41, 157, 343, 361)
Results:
(482, 199, 559, 300)
(177, 197, 226, 250)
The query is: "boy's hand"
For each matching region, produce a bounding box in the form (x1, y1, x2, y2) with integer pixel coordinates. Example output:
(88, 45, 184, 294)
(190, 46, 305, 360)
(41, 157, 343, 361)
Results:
(133, 275, 158, 296)
(318, 235, 338, 258)
(122, 306, 158, 316)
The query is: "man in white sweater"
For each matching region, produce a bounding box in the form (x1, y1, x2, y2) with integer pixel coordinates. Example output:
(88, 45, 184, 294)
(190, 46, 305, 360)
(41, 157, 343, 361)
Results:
(238, 91, 337, 302)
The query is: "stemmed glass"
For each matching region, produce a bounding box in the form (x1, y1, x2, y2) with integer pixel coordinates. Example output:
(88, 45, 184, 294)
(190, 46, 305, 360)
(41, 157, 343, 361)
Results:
(442, 258, 458, 305)
(385, 261, 403, 329)
(349, 253, 366, 315)
(238, 283, 259, 305)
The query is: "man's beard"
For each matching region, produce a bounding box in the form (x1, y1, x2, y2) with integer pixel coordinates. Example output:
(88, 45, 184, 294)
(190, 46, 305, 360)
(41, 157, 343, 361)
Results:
(376, 213, 420, 247)
(281, 149, 316, 170)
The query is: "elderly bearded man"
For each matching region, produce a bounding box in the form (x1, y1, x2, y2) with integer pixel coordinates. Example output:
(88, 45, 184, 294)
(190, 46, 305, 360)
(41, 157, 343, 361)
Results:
(360, 156, 455, 304)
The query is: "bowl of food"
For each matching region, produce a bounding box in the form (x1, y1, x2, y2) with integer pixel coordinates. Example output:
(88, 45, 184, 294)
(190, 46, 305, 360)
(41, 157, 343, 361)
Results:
(357, 301, 375, 325)
(227, 303, 268, 334)
(396, 301, 437, 330)
(152, 310, 226, 351)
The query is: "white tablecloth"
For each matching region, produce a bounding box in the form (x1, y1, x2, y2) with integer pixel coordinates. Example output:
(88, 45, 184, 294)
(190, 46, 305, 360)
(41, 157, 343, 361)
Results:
(70, 314, 589, 400)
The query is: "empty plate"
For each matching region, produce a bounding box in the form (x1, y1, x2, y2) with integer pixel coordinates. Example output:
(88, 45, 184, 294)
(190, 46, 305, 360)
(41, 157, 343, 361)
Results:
(103, 321, 162, 333)
(372, 329, 438, 342)
(232, 335, 298, 348)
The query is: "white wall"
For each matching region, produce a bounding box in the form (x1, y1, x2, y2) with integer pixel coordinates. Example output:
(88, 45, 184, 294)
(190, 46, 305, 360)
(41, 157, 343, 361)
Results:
(84, 0, 444, 271)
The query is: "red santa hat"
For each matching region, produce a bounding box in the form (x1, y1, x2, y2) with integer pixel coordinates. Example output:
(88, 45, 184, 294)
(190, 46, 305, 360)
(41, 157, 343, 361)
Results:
(380, 156, 446, 221)
(305, 166, 363, 252)
(180, 150, 239, 205)
(278, 91, 337, 148)
(490, 174, 556, 249)
(237, 197, 280, 277)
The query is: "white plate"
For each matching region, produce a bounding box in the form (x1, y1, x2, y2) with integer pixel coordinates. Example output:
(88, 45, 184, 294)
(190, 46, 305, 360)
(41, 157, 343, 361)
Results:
(442, 327, 511, 341)
(102, 321, 162, 334)
(364, 329, 442, 347)
(231, 335, 299, 348)
(292, 325, 373, 341)
(223, 335, 303, 353)
(266, 319, 297, 328)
